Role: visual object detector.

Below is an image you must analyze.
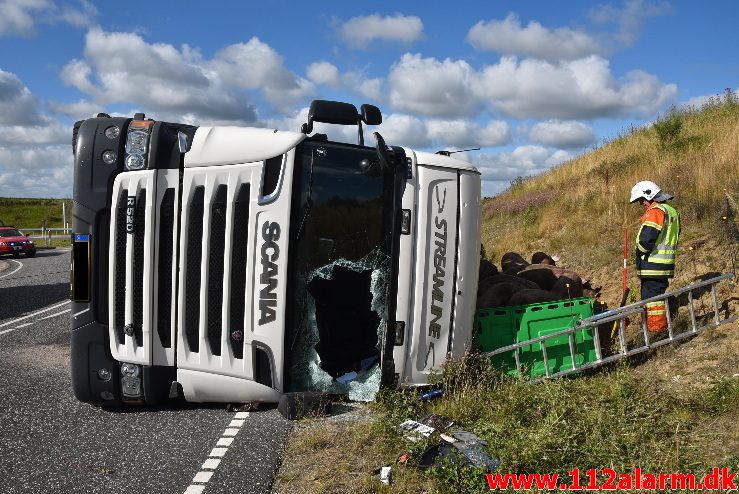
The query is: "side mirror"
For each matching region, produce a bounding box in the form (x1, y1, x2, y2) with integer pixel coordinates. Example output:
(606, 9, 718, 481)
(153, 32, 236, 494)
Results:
(360, 104, 382, 126)
(302, 100, 360, 134)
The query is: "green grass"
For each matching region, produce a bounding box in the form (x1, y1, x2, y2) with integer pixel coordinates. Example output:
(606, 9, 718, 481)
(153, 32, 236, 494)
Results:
(0, 197, 73, 229)
(361, 356, 739, 493)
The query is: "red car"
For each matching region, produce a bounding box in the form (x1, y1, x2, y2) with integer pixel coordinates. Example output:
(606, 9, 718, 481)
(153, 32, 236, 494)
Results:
(0, 226, 36, 258)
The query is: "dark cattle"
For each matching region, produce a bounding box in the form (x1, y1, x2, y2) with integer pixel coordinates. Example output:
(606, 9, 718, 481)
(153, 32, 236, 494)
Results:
(501, 252, 529, 273)
(516, 268, 558, 290)
(550, 275, 584, 299)
(479, 258, 499, 281)
(477, 275, 538, 309)
(477, 282, 516, 309)
(531, 251, 556, 266)
(519, 264, 584, 284)
(479, 273, 538, 290)
(508, 289, 560, 306)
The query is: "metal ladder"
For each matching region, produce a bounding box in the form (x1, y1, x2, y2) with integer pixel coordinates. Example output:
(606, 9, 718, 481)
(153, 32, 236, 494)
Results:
(480, 273, 737, 381)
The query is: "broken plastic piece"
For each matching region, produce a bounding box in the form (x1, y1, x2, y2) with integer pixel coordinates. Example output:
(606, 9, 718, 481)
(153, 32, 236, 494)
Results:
(380, 466, 392, 485)
(419, 389, 443, 400)
(398, 419, 435, 441)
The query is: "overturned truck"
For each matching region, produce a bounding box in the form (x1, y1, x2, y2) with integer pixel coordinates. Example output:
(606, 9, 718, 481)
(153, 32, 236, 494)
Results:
(70, 100, 481, 406)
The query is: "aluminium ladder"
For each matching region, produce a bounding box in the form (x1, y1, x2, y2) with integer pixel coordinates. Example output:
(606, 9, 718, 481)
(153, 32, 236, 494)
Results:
(480, 273, 737, 382)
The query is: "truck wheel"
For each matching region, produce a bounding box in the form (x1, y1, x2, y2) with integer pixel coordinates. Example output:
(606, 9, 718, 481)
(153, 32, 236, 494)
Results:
(26, 250, 36, 258)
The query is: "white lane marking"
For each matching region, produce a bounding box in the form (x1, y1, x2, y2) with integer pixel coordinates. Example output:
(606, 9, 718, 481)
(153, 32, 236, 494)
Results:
(216, 438, 233, 447)
(72, 308, 90, 318)
(202, 459, 221, 470)
(38, 309, 71, 321)
(183, 411, 250, 494)
(209, 447, 228, 458)
(0, 259, 23, 279)
(193, 471, 213, 483)
(0, 300, 71, 335)
(16, 322, 33, 329)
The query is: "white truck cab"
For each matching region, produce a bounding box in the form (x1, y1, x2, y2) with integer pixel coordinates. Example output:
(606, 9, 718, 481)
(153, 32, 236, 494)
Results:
(70, 100, 480, 406)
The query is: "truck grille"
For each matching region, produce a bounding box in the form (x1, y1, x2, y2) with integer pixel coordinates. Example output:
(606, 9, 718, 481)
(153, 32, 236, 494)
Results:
(113, 191, 128, 345)
(156, 188, 176, 348)
(108, 171, 157, 365)
(184, 186, 205, 354)
(229, 184, 250, 359)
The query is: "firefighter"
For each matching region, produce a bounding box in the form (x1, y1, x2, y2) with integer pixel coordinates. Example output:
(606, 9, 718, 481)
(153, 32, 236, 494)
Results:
(629, 180, 681, 332)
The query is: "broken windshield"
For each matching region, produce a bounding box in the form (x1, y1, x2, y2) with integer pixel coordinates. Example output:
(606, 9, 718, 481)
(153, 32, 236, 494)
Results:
(285, 140, 396, 400)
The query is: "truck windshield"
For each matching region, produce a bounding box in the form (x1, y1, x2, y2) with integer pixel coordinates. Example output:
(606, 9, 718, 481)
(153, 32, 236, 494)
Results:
(285, 140, 396, 400)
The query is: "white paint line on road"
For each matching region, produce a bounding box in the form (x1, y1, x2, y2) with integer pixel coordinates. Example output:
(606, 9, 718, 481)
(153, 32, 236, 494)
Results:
(208, 447, 227, 458)
(0, 259, 23, 279)
(183, 411, 250, 494)
(193, 471, 213, 483)
(72, 308, 90, 318)
(38, 309, 71, 321)
(0, 300, 71, 335)
(202, 459, 221, 470)
(16, 322, 33, 329)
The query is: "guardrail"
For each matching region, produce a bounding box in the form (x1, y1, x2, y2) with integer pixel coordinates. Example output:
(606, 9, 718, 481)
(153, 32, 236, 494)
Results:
(20, 227, 73, 246)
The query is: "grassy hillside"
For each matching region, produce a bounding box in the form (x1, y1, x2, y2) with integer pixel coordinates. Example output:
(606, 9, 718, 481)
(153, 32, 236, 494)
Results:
(481, 92, 739, 306)
(0, 197, 73, 229)
(275, 96, 739, 493)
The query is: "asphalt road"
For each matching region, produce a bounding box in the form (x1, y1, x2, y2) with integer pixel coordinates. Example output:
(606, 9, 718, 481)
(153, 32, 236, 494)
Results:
(0, 249, 291, 494)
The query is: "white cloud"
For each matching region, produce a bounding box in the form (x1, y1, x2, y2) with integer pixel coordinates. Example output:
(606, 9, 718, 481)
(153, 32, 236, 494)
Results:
(0, 70, 68, 146)
(210, 38, 314, 109)
(529, 120, 595, 148)
(473, 145, 573, 196)
(0, 145, 72, 197)
(467, 14, 601, 61)
(426, 119, 510, 148)
(48, 99, 103, 119)
(388, 54, 478, 118)
(376, 113, 430, 148)
(474, 55, 677, 119)
(60, 29, 319, 124)
(386, 53, 676, 120)
(0, 0, 97, 37)
(339, 13, 424, 49)
(589, 0, 672, 47)
(307, 61, 341, 88)
(0, 70, 44, 126)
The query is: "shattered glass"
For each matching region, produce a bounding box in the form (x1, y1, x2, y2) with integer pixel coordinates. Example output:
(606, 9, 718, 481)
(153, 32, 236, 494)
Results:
(285, 140, 396, 401)
(287, 249, 389, 401)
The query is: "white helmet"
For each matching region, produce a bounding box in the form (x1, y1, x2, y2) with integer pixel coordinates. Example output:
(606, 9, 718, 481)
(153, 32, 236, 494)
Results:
(629, 180, 661, 203)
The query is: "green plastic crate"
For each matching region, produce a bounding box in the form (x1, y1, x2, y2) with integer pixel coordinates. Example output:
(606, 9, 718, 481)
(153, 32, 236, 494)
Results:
(474, 297, 597, 378)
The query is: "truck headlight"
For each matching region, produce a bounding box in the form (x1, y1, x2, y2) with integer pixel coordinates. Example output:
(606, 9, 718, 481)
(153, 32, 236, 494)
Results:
(104, 125, 120, 139)
(124, 120, 152, 171)
(102, 150, 117, 165)
(120, 362, 142, 399)
(120, 362, 140, 377)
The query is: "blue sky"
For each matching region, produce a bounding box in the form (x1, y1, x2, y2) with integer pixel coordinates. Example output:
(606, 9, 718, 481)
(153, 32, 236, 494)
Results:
(1, 0, 737, 198)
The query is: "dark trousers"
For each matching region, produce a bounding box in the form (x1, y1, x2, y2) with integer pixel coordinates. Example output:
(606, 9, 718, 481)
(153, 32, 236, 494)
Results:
(640, 277, 669, 300)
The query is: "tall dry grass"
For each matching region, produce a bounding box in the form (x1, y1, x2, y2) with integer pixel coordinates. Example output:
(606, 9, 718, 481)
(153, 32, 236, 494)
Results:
(481, 92, 739, 300)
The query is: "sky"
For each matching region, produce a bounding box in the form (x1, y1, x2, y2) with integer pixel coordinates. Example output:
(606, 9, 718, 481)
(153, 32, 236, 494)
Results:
(1, 0, 737, 199)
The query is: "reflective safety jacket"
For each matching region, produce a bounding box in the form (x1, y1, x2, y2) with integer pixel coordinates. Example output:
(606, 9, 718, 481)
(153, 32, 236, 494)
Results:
(636, 201, 680, 278)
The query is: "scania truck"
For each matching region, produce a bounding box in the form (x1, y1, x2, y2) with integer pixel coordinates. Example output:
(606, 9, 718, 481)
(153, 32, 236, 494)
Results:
(70, 100, 481, 407)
